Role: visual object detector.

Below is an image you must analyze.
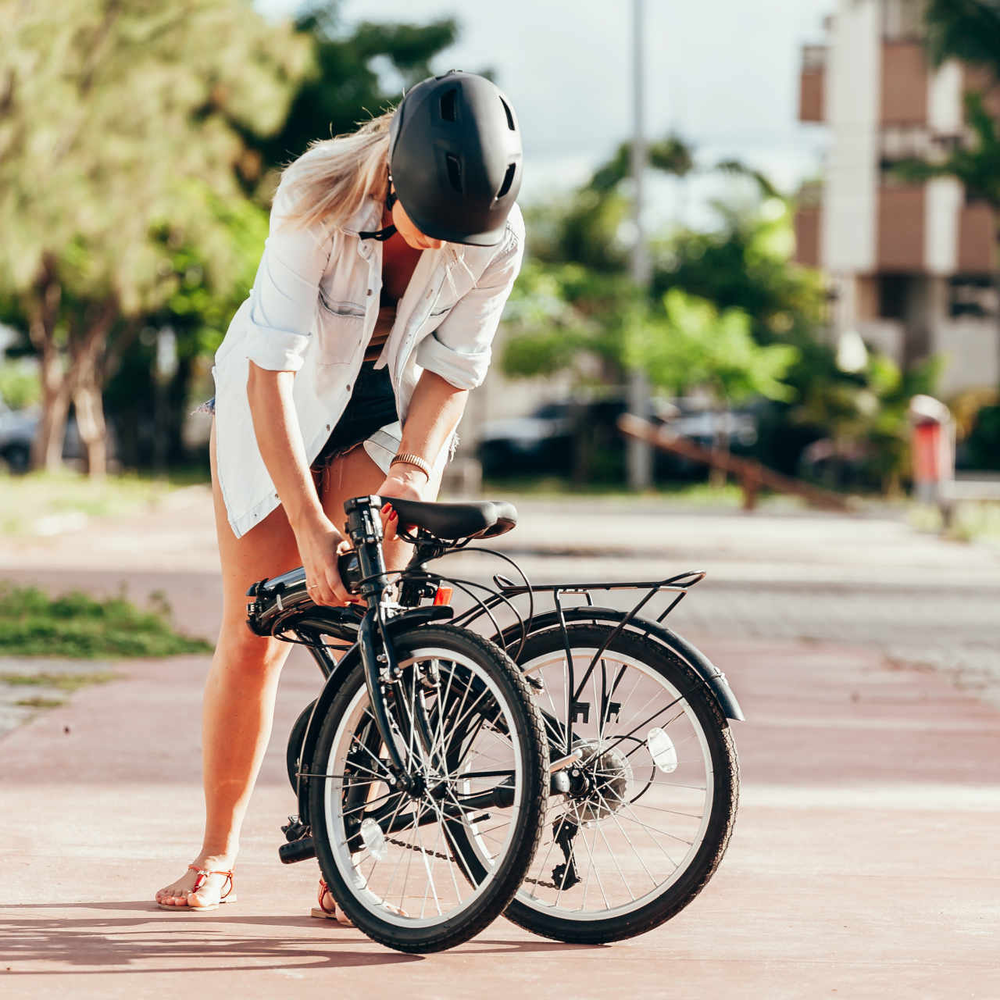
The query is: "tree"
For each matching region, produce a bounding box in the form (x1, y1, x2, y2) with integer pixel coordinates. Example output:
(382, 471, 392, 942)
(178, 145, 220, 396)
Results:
(0, 1, 309, 474)
(249, 4, 461, 180)
(923, 0, 1000, 78)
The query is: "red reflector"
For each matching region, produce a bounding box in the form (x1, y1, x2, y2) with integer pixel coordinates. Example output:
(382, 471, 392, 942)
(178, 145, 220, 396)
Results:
(433, 586, 453, 606)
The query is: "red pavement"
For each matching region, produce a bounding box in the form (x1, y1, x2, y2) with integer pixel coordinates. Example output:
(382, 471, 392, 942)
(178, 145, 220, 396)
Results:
(2, 629, 999, 998)
(1, 496, 999, 997)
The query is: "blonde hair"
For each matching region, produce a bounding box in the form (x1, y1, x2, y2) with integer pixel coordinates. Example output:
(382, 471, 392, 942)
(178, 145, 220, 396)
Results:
(277, 108, 396, 231)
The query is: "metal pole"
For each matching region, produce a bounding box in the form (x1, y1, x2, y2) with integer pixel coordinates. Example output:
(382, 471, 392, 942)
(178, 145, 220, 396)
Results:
(627, 0, 653, 490)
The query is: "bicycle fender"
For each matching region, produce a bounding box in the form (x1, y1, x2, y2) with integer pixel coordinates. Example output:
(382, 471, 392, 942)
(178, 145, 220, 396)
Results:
(294, 604, 454, 822)
(501, 607, 745, 723)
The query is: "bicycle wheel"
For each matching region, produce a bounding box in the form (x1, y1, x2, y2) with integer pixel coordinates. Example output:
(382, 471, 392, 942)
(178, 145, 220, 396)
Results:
(502, 623, 739, 943)
(308, 624, 548, 953)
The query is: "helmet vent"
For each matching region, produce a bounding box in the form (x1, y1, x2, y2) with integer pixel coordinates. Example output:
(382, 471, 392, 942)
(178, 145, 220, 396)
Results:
(440, 88, 458, 122)
(445, 153, 463, 192)
(496, 163, 516, 199)
(499, 97, 515, 131)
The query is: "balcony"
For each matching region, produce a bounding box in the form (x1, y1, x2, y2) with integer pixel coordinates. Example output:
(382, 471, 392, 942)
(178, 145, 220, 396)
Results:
(881, 41, 928, 126)
(798, 44, 826, 123)
(877, 186, 925, 271)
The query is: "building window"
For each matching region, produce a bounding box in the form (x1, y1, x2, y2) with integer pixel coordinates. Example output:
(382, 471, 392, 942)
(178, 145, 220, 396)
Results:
(878, 274, 910, 320)
(948, 276, 998, 318)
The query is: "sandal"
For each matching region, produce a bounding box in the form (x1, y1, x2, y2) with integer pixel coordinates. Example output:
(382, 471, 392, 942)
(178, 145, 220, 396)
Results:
(311, 876, 354, 925)
(310, 875, 408, 923)
(156, 864, 236, 912)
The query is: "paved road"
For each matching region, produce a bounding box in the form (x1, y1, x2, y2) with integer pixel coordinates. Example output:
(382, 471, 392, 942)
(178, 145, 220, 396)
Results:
(2, 492, 998, 734)
(1, 491, 999, 996)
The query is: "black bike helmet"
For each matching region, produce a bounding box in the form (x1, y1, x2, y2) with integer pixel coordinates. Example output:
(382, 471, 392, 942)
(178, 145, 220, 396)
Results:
(388, 70, 523, 247)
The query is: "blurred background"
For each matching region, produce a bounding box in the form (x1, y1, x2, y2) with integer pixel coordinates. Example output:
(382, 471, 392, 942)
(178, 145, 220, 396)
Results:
(2, 0, 998, 527)
(2, 6, 999, 986)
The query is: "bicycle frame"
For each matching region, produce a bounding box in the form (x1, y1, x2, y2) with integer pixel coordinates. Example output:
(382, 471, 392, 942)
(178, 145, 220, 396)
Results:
(248, 519, 744, 832)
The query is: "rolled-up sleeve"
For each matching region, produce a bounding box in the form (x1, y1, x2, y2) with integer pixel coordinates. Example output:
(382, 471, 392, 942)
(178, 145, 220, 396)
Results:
(415, 206, 525, 390)
(242, 182, 332, 373)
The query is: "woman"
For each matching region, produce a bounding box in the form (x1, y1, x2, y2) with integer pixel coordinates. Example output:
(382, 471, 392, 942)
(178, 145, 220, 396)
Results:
(154, 70, 524, 917)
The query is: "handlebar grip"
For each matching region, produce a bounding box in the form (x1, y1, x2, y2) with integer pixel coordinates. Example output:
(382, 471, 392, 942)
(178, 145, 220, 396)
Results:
(337, 551, 362, 594)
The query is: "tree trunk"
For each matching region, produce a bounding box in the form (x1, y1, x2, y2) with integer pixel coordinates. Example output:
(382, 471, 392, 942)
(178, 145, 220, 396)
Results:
(26, 258, 68, 472)
(33, 360, 72, 472)
(72, 374, 107, 477)
(70, 300, 118, 478)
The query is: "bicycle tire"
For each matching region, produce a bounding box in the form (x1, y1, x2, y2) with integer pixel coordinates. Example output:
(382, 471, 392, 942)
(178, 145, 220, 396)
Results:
(308, 624, 548, 953)
(499, 623, 739, 944)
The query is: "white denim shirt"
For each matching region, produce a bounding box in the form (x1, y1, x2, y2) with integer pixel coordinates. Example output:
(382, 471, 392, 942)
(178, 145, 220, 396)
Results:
(209, 176, 524, 539)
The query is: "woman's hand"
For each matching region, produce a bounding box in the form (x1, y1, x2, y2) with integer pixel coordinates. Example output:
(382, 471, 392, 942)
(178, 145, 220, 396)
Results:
(376, 464, 431, 545)
(292, 512, 357, 606)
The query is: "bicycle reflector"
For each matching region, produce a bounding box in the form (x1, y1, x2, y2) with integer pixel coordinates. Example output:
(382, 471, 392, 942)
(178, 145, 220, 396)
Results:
(433, 586, 453, 606)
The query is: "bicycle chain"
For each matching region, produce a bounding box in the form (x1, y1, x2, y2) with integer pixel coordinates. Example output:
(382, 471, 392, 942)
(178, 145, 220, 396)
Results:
(380, 835, 559, 890)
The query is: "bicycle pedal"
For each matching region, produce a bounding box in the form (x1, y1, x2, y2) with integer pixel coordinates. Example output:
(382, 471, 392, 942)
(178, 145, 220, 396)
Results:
(281, 815, 309, 842)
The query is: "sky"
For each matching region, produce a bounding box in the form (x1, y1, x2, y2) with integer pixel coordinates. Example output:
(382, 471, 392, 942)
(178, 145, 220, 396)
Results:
(257, 0, 835, 231)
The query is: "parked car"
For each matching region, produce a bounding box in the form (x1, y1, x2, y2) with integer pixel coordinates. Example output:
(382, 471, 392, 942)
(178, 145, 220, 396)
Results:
(0, 401, 86, 473)
(477, 396, 760, 481)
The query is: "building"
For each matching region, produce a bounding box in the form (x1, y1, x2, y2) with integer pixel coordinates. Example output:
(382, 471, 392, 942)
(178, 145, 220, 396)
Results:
(794, 0, 1000, 397)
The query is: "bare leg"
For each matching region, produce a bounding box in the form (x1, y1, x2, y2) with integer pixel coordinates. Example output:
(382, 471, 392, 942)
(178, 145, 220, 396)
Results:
(155, 433, 444, 910)
(156, 417, 307, 908)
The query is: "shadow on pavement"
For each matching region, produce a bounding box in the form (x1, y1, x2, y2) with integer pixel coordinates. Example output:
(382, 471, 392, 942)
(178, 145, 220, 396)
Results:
(0, 907, 421, 972)
(0, 904, 588, 972)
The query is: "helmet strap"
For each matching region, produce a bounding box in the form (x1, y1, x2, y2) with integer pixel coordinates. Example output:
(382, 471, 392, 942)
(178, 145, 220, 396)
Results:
(359, 175, 399, 241)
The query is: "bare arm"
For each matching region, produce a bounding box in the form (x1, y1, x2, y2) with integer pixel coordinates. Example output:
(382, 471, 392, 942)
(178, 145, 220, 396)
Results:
(378, 369, 469, 508)
(246, 360, 352, 604)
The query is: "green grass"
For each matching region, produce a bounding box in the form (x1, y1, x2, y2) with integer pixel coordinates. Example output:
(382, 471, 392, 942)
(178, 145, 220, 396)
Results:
(14, 696, 66, 709)
(0, 467, 209, 535)
(0, 583, 214, 658)
(910, 501, 1000, 544)
(0, 670, 121, 691)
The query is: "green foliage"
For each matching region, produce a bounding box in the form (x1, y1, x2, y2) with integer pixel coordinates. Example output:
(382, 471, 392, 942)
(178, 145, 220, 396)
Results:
(652, 197, 827, 346)
(793, 352, 944, 490)
(0, 0, 309, 312)
(966, 404, 1000, 469)
(893, 91, 1000, 209)
(923, 0, 1000, 77)
(589, 137, 694, 194)
(0, 583, 213, 658)
(0, 357, 41, 409)
(149, 184, 270, 357)
(253, 5, 460, 170)
(626, 290, 799, 404)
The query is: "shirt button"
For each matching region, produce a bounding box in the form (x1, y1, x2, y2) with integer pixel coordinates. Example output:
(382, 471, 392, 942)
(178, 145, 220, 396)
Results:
(346, 384, 352, 392)
(367, 288, 373, 296)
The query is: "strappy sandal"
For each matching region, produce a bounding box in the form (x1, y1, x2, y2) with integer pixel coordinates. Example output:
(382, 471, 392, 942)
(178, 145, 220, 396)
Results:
(310, 876, 354, 925)
(157, 864, 236, 912)
(310, 875, 407, 923)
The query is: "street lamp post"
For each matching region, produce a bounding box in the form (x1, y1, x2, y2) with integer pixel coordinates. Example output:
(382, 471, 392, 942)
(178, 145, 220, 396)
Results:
(627, 0, 653, 490)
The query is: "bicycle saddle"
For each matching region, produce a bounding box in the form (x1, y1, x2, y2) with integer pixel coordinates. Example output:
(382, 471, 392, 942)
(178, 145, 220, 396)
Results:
(380, 497, 517, 541)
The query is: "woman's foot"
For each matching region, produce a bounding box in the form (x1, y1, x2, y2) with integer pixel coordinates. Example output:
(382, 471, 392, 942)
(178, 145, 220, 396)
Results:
(312, 875, 407, 923)
(311, 877, 354, 925)
(155, 857, 236, 910)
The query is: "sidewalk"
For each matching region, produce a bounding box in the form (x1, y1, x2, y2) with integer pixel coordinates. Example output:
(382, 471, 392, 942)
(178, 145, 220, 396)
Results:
(2, 635, 998, 997)
(1, 494, 999, 996)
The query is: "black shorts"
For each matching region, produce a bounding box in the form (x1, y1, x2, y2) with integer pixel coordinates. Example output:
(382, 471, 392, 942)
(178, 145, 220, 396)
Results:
(310, 359, 398, 471)
(194, 359, 397, 478)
